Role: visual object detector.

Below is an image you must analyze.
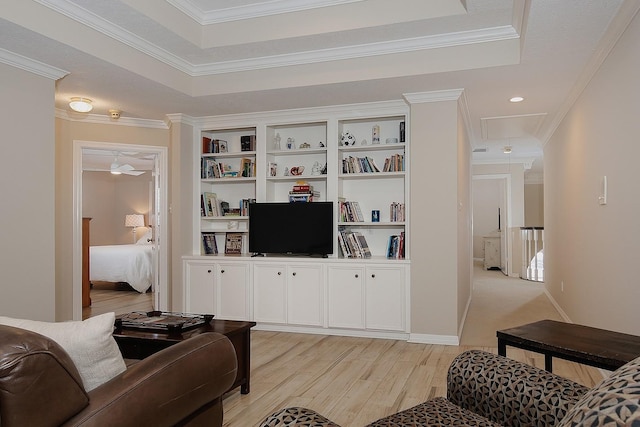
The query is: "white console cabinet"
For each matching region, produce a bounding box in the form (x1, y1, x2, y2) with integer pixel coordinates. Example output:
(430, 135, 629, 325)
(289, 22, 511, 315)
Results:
(184, 259, 250, 320)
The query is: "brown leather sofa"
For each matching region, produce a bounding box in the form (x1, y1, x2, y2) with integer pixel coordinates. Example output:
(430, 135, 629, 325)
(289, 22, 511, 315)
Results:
(0, 324, 237, 427)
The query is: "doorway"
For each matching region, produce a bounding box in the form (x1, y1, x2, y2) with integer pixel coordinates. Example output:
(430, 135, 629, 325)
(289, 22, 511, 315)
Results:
(472, 174, 511, 276)
(72, 141, 168, 320)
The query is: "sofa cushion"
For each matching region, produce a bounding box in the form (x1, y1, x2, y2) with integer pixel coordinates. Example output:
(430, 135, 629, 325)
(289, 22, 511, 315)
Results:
(0, 312, 126, 391)
(558, 355, 640, 426)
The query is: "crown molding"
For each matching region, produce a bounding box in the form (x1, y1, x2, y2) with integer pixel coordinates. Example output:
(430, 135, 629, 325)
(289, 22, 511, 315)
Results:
(55, 108, 168, 129)
(35, 1, 518, 76)
(403, 89, 464, 104)
(472, 157, 535, 170)
(169, 0, 363, 25)
(0, 47, 68, 80)
(165, 113, 196, 127)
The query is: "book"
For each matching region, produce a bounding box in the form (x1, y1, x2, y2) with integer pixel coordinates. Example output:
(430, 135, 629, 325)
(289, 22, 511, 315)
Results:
(225, 232, 243, 254)
(240, 135, 256, 151)
(201, 232, 218, 255)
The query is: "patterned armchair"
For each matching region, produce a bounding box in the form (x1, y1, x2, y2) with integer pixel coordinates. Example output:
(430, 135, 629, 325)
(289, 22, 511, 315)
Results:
(260, 349, 640, 426)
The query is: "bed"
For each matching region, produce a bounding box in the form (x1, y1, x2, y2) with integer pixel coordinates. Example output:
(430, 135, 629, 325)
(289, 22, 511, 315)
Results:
(90, 236, 153, 293)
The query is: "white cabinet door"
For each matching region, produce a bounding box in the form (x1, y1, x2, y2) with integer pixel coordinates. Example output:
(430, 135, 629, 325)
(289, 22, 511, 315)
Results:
(327, 265, 364, 329)
(365, 266, 405, 331)
(217, 262, 250, 320)
(253, 264, 287, 324)
(185, 262, 215, 314)
(287, 264, 323, 326)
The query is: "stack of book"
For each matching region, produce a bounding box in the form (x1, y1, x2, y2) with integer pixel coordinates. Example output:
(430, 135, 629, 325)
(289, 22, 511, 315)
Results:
(338, 229, 372, 258)
(342, 156, 381, 174)
(387, 232, 405, 259)
(201, 232, 218, 255)
(338, 198, 364, 222)
(289, 182, 320, 202)
(390, 202, 405, 222)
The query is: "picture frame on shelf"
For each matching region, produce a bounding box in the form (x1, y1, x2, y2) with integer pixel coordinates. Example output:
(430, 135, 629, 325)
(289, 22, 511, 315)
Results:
(269, 162, 277, 177)
(219, 140, 228, 153)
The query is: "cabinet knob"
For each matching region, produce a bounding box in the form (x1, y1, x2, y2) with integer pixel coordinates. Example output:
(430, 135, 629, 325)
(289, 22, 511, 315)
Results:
(277, 271, 281, 275)
(355, 274, 359, 278)
(207, 269, 212, 273)
(221, 269, 225, 274)
(371, 274, 376, 278)
(292, 272, 296, 276)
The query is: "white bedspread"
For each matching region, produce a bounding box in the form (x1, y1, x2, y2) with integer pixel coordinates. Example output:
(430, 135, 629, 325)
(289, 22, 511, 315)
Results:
(90, 244, 153, 293)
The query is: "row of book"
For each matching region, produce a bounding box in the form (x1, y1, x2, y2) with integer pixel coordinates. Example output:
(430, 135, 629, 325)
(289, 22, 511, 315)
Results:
(201, 157, 255, 179)
(390, 202, 405, 222)
(201, 232, 243, 255)
(201, 192, 255, 217)
(289, 182, 320, 202)
(387, 232, 405, 259)
(339, 199, 364, 222)
(202, 137, 227, 154)
(338, 229, 372, 258)
(341, 154, 405, 174)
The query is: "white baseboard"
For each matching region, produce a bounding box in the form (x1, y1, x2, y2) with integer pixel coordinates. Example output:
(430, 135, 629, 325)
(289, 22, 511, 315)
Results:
(253, 324, 410, 341)
(408, 333, 459, 346)
(543, 289, 571, 322)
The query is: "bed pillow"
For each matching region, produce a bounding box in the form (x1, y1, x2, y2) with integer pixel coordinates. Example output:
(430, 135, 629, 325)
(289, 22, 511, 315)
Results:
(0, 312, 126, 391)
(136, 229, 152, 244)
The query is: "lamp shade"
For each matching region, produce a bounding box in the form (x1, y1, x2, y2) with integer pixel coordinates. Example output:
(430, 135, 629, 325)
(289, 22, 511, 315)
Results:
(125, 214, 144, 228)
(69, 97, 93, 113)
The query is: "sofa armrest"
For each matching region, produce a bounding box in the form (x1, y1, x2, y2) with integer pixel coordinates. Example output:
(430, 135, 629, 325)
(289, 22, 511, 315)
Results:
(447, 350, 589, 427)
(64, 332, 237, 427)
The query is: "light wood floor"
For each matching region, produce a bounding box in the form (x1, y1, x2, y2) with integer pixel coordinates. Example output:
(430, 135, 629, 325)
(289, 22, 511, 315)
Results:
(84, 275, 603, 427)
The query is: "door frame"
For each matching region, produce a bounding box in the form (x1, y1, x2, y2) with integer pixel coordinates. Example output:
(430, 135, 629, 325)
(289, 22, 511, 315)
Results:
(72, 140, 169, 320)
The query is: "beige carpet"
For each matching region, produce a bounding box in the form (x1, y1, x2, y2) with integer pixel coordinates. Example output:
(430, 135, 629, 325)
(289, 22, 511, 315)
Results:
(460, 262, 562, 346)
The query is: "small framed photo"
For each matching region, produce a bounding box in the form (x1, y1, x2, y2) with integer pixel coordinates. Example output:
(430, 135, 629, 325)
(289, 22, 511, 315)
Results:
(219, 140, 228, 153)
(269, 162, 277, 177)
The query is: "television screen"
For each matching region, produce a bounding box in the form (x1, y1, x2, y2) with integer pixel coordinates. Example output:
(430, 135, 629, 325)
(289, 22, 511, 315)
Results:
(249, 202, 333, 256)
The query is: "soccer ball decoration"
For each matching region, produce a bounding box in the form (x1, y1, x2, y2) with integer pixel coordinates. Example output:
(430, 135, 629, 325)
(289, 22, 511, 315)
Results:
(340, 132, 356, 146)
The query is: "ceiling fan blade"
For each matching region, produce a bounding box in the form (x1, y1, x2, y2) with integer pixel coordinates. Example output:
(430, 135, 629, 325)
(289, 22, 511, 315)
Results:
(122, 170, 145, 176)
(116, 163, 135, 172)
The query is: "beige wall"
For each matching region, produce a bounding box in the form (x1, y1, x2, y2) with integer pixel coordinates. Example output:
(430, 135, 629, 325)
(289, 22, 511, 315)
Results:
(83, 171, 152, 245)
(524, 183, 544, 227)
(55, 119, 169, 320)
(472, 179, 501, 259)
(0, 63, 56, 321)
(456, 102, 472, 335)
(409, 98, 462, 338)
(545, 11, 640, 335)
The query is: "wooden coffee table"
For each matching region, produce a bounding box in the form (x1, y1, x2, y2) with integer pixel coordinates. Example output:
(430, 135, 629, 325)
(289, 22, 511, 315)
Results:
(113, 317, 256, 394)
(497, 319, 640, 372)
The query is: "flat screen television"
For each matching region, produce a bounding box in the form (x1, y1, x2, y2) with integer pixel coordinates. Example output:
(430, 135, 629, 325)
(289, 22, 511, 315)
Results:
(249, 202, 333, 257)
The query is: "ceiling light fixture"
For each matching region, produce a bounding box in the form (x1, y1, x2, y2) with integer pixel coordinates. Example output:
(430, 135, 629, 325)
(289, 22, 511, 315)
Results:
(510, 96, 524, 103)
(69, 97, 93, 113)
(503, 145, 512, 154)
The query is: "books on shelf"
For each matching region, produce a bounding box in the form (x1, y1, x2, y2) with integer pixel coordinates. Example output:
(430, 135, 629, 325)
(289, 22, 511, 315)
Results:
(382, 154, 404, 172)
(202, 137, 226, 154)
(225, 232, 243, 255)
(339, 198, 364, 222)
(341, 156, 381, 174)
(201, 232, 218, 255)
(390, 202, 405, 222)
(240, 135, 256, 151)
(387, 232, 405, 259)
(201, 157, 255, 179)
(338, 229, 371, 258)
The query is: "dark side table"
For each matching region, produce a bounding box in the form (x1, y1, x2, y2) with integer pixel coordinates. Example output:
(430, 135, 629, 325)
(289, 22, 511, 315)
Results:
(497, 319, 640, 372)
(113, 317, 256, 394)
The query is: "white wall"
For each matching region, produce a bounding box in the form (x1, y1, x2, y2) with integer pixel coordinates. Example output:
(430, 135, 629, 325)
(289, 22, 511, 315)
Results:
(545, 11, 640, 335)
(0, 63, 56, 320)
(524, 183, 544, 227)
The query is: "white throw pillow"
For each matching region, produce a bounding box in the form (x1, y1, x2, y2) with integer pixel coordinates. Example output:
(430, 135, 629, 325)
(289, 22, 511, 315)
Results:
(0, 312, 126, 391)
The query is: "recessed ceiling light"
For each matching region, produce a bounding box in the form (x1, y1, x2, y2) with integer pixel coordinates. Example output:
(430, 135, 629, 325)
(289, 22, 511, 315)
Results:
(510, 96, 524, 103)
(69, 97, 93, 112)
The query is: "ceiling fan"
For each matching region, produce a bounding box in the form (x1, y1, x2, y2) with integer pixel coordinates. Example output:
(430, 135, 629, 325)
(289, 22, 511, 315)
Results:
(84, 151, 146, 176)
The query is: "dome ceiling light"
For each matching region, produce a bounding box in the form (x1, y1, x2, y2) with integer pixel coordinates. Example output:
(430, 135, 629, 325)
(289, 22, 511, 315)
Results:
(69, 97, 93, 113)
